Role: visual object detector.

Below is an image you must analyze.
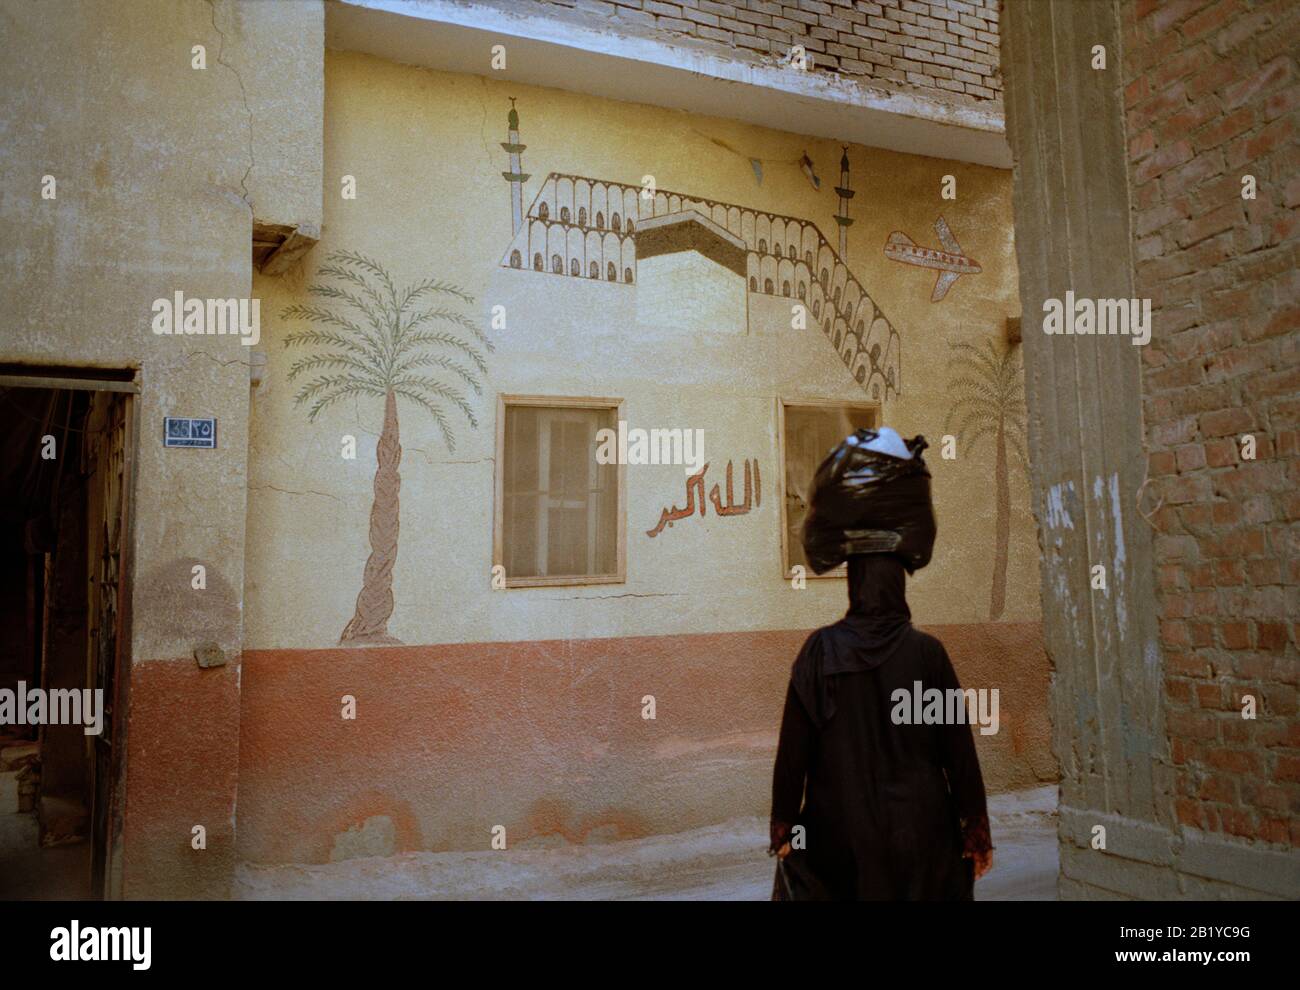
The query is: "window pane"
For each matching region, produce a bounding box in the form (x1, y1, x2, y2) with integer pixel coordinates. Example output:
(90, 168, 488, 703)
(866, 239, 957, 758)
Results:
(502, 403, 618, 580)
(547, 505, 587, 575)
(783, 404, 877, 572)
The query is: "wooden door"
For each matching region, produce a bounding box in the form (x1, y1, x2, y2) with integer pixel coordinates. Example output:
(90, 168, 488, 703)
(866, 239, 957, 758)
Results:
(87, 392, 134, 899)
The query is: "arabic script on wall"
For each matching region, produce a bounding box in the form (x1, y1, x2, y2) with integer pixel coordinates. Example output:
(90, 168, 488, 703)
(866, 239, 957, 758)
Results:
(647, 459, 762, 537)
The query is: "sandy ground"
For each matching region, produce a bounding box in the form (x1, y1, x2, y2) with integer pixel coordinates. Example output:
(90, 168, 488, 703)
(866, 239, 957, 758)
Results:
(235, 785, 1059, 901)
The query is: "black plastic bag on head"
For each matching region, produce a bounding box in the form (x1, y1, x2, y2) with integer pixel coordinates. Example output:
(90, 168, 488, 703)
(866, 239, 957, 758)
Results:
(800, 429, 936, 575)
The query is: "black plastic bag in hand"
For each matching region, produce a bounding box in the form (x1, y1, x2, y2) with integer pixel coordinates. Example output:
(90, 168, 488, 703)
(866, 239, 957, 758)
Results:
(773, 850, 831, 901)
(800, 429, 936, 575)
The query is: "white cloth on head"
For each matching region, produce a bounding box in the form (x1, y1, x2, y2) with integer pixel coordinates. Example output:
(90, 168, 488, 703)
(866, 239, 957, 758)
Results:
(861, 426, 912, 459)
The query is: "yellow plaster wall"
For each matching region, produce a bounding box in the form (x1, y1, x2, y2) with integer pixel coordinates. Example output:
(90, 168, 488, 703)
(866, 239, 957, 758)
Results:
(232, 0, 324, 234)
(245, 50, 1037, 651)
(0, 0, 256, 662)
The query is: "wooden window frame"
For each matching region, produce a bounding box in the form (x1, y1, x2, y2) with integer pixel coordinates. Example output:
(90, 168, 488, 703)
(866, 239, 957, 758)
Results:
(494, 394, 627, 588)
(776, 396, 880, 580)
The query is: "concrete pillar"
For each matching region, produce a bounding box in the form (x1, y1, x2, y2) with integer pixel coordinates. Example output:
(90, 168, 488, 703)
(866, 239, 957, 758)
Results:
(1001, 0, 1299, 899)
(1002, 0, 1168, 897)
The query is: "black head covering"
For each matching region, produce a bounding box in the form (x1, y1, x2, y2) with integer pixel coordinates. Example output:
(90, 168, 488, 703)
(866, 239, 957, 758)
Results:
(800, 429, 936, 575)
(790, 554, 913, 727)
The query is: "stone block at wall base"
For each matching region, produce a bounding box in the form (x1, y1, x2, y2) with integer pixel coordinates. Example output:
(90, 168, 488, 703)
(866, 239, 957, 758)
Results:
(1059, 804, 1299, 900)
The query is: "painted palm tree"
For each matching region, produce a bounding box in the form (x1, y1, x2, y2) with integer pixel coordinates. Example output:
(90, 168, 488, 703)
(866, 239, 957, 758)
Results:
(943, 339, 1028, 621)
(282, 250, 491, 644)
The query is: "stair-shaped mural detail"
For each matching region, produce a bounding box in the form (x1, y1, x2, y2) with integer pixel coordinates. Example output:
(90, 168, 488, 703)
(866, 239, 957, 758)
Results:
(499, 171, 904, 403)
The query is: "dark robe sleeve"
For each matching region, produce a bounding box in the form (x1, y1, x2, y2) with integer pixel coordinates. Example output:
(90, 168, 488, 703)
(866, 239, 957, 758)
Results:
(769, 679, 815, 852)
(936, 641, 993, 855)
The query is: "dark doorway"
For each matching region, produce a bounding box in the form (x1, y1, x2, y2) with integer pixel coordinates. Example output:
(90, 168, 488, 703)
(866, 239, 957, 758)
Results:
(0, 371, 137, 900)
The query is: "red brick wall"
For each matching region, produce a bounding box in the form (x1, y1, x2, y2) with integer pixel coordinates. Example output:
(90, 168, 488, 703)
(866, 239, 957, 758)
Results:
(534, 0, 1002, 103)
(1123, 0, 1299, 848)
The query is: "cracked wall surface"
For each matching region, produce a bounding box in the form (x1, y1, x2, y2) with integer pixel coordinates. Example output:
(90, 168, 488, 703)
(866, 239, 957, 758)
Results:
(224, 0, 324, 233)
(0, 0, 322, 898)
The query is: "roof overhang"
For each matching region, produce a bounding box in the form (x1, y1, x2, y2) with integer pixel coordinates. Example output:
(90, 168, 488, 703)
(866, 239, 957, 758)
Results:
(326, 0, 1012, 169)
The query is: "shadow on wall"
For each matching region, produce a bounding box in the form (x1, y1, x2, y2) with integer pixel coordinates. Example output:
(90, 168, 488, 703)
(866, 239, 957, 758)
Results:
(137, 557, 241, 645)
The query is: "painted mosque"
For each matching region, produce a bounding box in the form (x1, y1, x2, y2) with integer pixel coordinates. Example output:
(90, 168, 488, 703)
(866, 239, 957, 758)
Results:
(497, 102, 904, 402)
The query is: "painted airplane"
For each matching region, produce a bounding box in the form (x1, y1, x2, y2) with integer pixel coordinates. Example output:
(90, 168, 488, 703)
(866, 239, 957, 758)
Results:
(883, 215, 982, 302)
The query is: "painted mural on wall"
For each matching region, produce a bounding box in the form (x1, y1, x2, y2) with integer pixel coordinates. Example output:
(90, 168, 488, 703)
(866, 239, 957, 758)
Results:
(646, 459, 762, 538)
(942, 339, 1027, 621)
(883, 215, 982, 302)
(495, 101, 904, 404)
(281, 251, 491, 644)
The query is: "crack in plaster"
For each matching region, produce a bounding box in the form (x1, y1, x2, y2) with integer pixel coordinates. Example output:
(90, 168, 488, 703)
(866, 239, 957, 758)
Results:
(248, 483, 343, 502)
(540, 593, 688, 601)
(185, 349, 252, 369)
(206, 0, 255, 211)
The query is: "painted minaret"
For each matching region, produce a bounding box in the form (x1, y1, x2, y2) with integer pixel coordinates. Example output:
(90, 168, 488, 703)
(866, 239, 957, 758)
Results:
(833, 147, 855, 259)
(500, 98, 530, 236)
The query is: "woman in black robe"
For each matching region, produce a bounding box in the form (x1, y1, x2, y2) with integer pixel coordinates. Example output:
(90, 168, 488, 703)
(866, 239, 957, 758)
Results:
(769, 553, 993, 900)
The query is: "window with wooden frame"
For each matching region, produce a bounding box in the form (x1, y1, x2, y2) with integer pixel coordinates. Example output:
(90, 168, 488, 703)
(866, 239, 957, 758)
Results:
(777, 398, 879, 578)
(495, 395, 626, 586)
